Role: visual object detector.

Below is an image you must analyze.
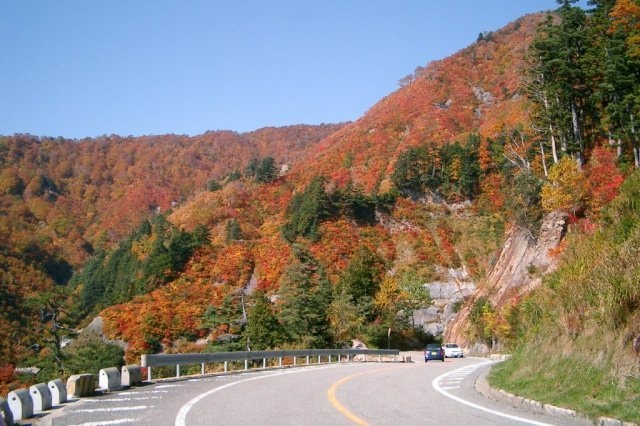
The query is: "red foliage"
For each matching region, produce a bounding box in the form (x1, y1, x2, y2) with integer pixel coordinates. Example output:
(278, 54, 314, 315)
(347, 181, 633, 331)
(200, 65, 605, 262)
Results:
(585, 145, 625, 215)
(0, 364, 15, 396)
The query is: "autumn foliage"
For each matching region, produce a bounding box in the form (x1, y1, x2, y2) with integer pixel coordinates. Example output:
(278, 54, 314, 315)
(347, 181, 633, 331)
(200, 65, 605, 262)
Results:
(0, 8, 635, 383)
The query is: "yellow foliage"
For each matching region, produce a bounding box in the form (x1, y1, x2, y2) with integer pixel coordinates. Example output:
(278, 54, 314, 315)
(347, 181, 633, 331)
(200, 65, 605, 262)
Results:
(374, 275, 401, 312)
(541, 156, 587, 213)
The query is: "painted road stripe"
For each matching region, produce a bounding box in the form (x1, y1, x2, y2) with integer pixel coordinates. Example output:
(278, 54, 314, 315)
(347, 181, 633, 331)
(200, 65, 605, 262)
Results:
(327, 371, 371, 426)
(68, 419, 136, 426)
(175, 365, 340, 426)
(85, 396, 162, 402)
(327, 364, 409, 426)
(432, 361, 553, 426)
(74, 405, 152, 413)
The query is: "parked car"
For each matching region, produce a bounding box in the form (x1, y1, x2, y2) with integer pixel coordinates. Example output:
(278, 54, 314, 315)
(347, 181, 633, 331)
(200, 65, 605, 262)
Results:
(424, 343, 445, 362)
(443, 343, 464, 358)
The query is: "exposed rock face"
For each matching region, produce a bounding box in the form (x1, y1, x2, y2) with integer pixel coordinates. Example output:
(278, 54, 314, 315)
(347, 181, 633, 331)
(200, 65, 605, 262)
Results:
(82, 316, 128, 349)
(444, 211, 568, 350)
(413, 266, 476, 338)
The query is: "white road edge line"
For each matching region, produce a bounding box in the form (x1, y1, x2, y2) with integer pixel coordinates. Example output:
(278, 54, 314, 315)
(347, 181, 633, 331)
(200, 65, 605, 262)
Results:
(174, 365, 340, 426)
(432, 360, 553, 426)
(68, 419, 136, 426)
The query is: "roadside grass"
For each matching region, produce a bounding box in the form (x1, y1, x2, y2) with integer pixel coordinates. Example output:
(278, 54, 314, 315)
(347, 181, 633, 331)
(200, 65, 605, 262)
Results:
(489, 348, 640, 423)
(487, 172, 640, 424)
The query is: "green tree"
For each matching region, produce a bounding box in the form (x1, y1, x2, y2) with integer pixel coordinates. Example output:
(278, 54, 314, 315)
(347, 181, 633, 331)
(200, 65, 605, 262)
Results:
(328, 286, 363, 345)
(207, 179, 222, 191)
(63, 331, 124, 376)
(276, 246, 332, 348)
(203, 294, 247, 352)
(528, 2, 598, 164)
(282, 176, 332, 242)
(225, 219, 242, 243)
(256, 157, 278, 183)
(506, 170, 544, 232)
(245, 291, 283, 350)
(338, 245, 385, 320)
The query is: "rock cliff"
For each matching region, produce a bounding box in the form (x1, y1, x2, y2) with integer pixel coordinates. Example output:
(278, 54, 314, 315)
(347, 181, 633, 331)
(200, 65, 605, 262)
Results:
(443, 211, 568, 350)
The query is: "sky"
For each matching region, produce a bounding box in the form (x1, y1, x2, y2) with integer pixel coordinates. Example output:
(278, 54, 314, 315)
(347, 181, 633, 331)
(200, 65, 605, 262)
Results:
(0, 1, 580, 139)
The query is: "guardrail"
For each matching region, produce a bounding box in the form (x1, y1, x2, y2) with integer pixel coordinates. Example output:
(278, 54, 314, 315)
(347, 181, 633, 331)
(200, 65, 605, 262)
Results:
(141, 348, 400, 381)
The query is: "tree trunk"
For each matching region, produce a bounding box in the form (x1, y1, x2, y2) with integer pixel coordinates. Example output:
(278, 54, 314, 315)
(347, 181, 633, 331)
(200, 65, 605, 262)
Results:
(540, 141, 548, 176)
(631, 112, 639, 168)
(571, 101, 583, 164)
(543, 93, 559, 164)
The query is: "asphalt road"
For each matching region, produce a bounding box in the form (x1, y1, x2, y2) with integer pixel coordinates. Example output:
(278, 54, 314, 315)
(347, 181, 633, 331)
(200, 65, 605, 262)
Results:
(39, 353, 587, 426)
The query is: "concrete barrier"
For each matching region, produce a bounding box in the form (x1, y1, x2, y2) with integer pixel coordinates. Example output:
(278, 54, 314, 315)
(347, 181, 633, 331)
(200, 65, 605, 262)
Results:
(30, 382, 52, 413)
(67, 373, 95, 398)
(7, 388, 33, 421)
(121, 365, 142, 387)
(99, 367, 123, 391)
(48, 379, 67, 405)
(0, 397, 14, 426)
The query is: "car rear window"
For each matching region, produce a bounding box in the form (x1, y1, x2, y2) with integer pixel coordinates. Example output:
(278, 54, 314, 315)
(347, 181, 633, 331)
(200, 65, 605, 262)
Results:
(426, 344, 441, 349)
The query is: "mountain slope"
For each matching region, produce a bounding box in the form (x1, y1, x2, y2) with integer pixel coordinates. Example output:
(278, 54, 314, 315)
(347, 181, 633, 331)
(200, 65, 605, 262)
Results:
(96, 13, 555, 360)
(0, 124, 343, 365)
(287, 14, 542, 193)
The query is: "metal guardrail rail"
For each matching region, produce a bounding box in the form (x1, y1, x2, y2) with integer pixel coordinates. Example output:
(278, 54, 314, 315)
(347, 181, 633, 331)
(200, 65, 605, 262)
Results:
(141, 349, 400, 381)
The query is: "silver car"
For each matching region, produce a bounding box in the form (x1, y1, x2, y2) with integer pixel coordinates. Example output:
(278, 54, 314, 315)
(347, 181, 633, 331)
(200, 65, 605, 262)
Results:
(443, 343, 463, 358)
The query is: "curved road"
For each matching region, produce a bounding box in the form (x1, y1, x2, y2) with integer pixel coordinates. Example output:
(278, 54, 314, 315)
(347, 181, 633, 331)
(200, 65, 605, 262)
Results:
(43, 353, 586, 425)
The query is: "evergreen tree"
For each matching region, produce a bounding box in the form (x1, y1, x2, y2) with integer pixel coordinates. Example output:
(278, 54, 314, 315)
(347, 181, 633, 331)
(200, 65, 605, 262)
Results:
(256, 157, 278, 183)
(244, 158, 260, 178)
(527, 1, 602, 164)
(506, 170, 544, 232)
(276, 246, 332, 348)
(203, 294, 247, 352)
(225, 219, 242, 243)
(327, 285, 363, 345)
(338, 245, 385, 320)
(282, 176, 332, 242)
(245, 291, 282, 350)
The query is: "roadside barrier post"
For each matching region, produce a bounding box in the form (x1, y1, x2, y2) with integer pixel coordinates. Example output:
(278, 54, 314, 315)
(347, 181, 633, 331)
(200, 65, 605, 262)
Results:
(30, 383, 52, 413)
(48, 379, 67, 406)
(7, 389, 33, 421)
(121, 365, 142, 387)
(99, 367, 123, 391)
(0, 397, 14, 426)
(67, 373, 96, 398)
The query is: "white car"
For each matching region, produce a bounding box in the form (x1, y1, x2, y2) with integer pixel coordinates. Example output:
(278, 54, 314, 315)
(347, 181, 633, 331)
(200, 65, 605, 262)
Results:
(443, 343, 463, 358)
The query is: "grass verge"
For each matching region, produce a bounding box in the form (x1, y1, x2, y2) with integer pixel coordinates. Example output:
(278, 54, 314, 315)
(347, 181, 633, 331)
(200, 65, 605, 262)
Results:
(488, 349, 640, 423)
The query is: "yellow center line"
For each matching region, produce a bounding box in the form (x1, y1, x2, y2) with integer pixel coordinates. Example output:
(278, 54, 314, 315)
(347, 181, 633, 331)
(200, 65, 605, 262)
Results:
(327, 365, 411, 425)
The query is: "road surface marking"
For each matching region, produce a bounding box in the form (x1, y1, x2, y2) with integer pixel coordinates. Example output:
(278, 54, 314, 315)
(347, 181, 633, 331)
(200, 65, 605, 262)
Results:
(433, 361, 553, 426)
(119, 389, 169, 395)
(85, 396, 162, 402)
(68, 419, 136, 426)
(74, 405, 152, 413)
(327, 365, 408, 426)
(327, 371, 371, 426)
(175, 365, 338, 426)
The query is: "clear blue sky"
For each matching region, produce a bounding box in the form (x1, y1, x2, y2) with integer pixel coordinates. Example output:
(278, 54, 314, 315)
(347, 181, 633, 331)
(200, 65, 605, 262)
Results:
(1, 1, 574, 139)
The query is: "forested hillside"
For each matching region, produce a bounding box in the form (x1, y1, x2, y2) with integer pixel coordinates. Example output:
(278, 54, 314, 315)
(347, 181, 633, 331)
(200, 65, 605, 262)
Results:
(2, 2, 639, 421)
(0, 124, 344, 391)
